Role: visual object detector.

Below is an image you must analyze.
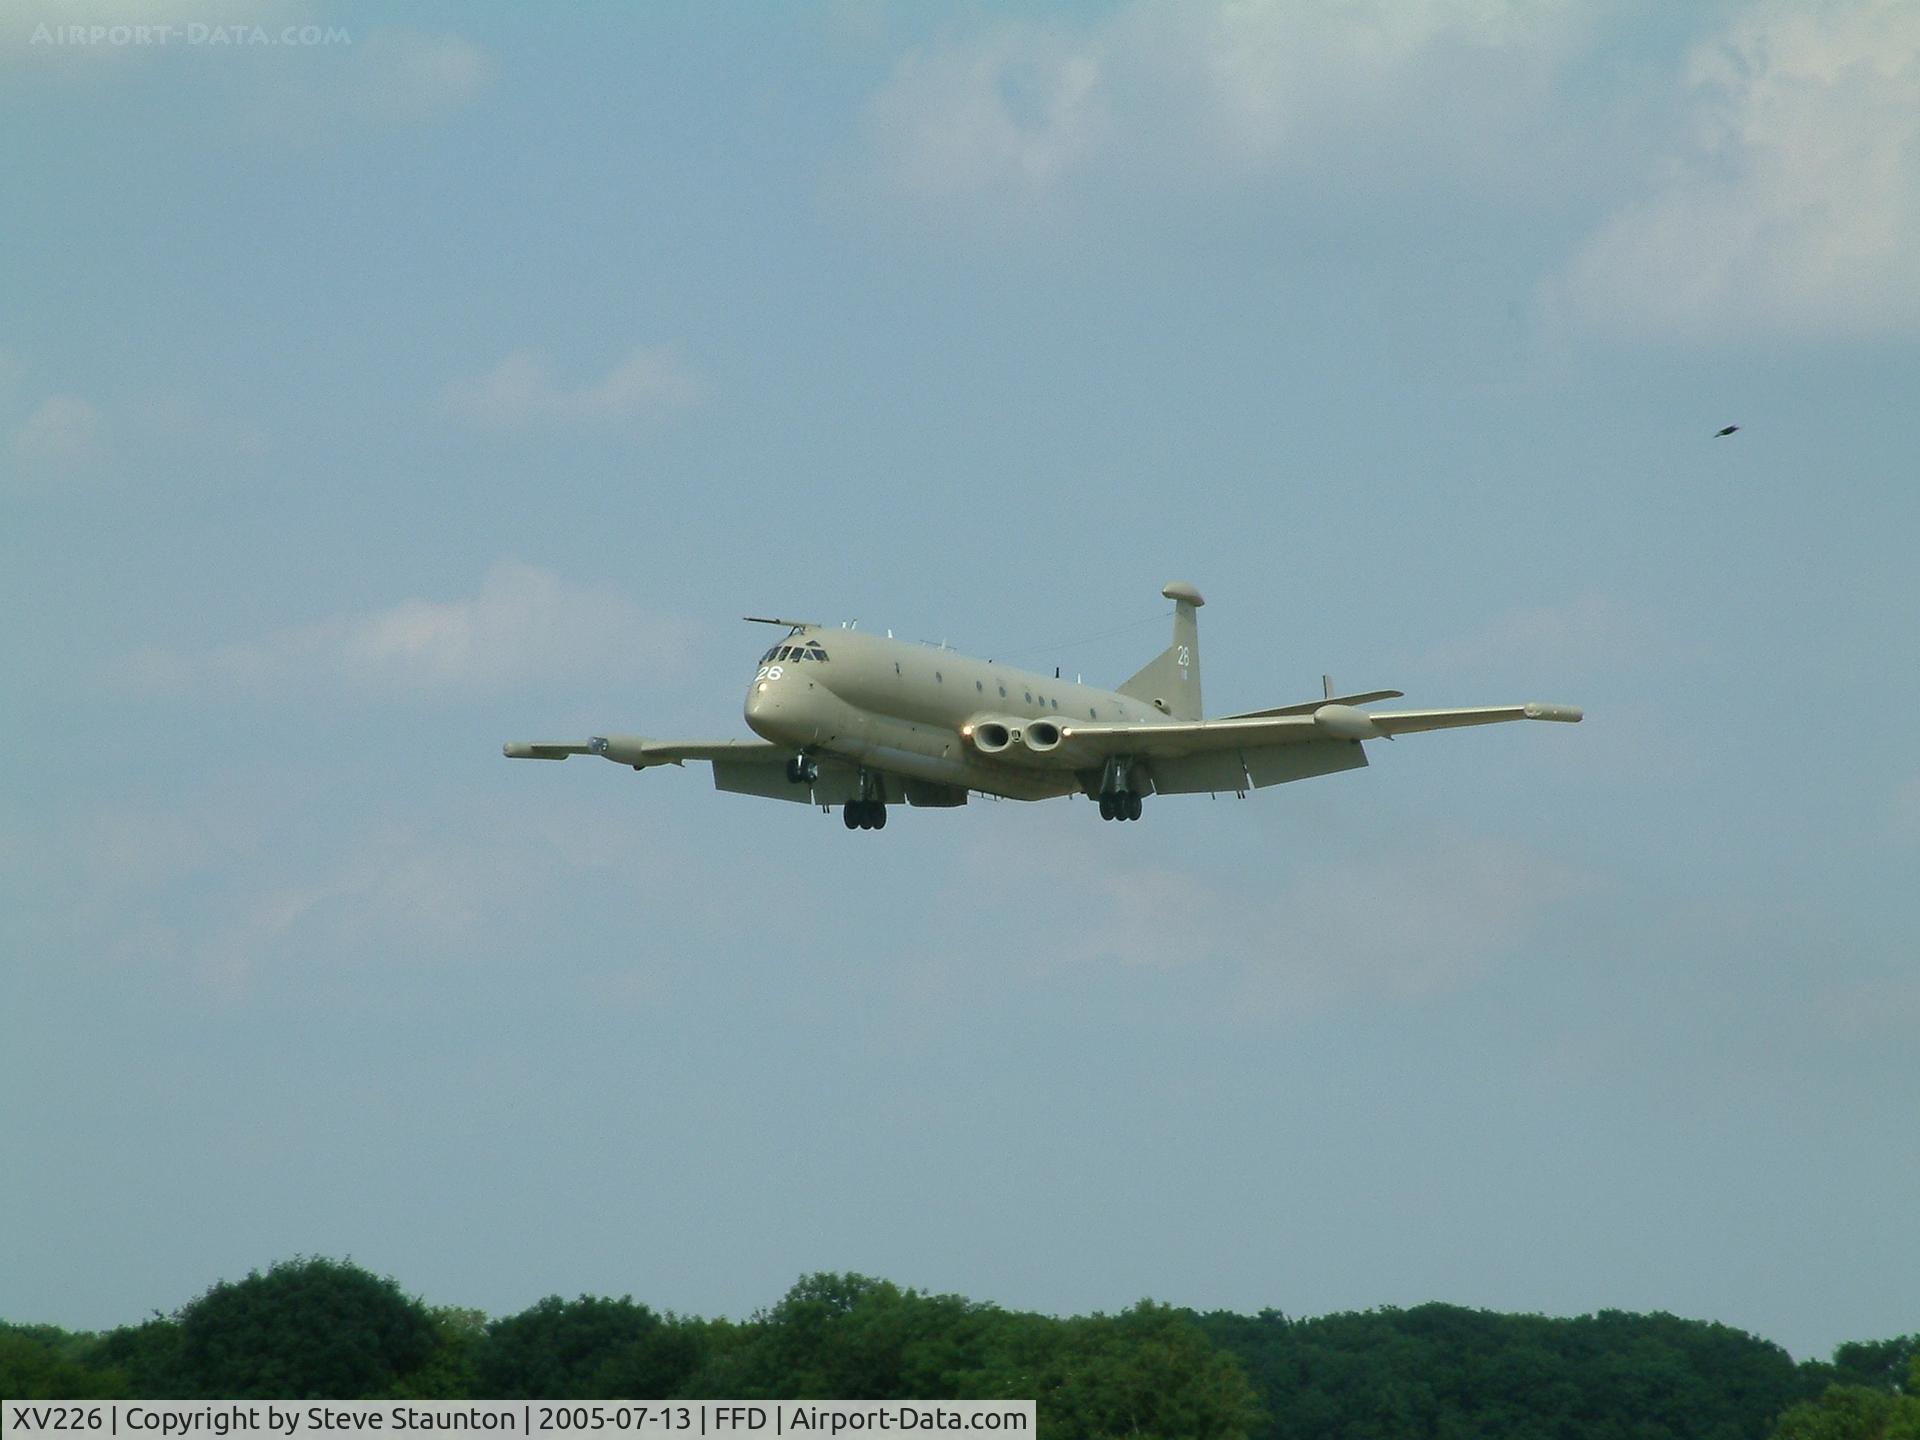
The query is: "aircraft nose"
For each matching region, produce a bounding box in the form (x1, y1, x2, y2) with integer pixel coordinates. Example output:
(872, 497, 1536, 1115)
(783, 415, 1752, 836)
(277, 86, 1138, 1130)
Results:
(744, 680, 777, 734)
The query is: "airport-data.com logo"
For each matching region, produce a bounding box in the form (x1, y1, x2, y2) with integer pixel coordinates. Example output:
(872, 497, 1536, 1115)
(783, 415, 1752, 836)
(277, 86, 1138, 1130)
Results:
(30, 21, 353, 48)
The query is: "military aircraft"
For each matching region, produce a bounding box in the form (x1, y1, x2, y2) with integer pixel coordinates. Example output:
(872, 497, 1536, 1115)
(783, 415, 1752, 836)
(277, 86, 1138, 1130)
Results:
(504, 582, 1581, 830)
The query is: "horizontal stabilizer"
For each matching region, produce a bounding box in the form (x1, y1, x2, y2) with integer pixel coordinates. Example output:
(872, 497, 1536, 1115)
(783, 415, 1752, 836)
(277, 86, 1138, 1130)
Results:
(1225, 690, 1404, 719)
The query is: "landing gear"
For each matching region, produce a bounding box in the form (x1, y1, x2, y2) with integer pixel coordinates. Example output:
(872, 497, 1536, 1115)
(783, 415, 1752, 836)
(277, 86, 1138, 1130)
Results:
(842, 799, 887, 830)
(1098, 757, 1145, 822)
(785, 753, 819, 785)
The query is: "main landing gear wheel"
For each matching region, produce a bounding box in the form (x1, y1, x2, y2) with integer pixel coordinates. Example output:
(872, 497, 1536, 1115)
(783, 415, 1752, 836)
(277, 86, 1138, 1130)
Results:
(1099, 791, 1144, 822)
(842, 800, 887, 830)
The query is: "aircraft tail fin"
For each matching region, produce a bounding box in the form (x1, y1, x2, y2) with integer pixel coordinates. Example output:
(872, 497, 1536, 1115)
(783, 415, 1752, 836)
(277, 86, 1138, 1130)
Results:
(1117, 582, 1204, 720)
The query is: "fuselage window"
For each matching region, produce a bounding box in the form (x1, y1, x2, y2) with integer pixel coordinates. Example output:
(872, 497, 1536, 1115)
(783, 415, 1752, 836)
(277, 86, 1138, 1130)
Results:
(935, 671, 943, 683)
(998, 685, 1006, 697)
(976, 681, 983, 693)
(1091, 707, 1098, 718)
(1023, 692, 1032, 704)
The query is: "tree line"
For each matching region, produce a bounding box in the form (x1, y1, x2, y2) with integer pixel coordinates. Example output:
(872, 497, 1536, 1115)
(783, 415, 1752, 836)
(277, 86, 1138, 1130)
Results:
(2, 1257, 1913, 1439)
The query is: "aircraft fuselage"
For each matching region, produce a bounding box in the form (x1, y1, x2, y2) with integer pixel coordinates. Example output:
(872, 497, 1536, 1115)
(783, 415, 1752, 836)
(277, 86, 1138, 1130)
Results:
(742, 626, 1172, 801)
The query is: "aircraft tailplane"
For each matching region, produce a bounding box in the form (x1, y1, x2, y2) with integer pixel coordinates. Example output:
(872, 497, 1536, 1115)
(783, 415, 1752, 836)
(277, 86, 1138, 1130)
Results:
(1117, 581, 1204, 720)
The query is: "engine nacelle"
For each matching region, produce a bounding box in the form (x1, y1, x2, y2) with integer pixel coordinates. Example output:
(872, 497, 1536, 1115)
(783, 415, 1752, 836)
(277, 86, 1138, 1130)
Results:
(963, 715, 1089, 766)
(588, 734, 654, 766)
(1023, 719, 1064, 754)
(961, 718, 1017, 755)
(1312, 705, 1382, 741)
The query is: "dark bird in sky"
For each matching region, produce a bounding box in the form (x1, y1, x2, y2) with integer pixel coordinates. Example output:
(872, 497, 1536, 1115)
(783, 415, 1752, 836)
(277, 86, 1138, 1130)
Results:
(1714, 425, 1740, 437)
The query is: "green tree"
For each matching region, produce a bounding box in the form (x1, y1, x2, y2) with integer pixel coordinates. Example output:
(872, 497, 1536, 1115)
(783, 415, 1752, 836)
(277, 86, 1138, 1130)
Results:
(388, 1307, 488, 1399)
(691, 1274, 1001, 1399)
(1196, 1301, 1814, 1440)
(170, 1256, 438, 1398)
(590, 1316, 713, 1399)
(1832, 1340, 1920, 1394)
(1035, 1302, 1263, 1440)
(475, 1295, 666, 1398)
(1769, 1353, 1920, 1440)
(0, 1324, 127, 1399)
(94, 1317, 186, 1398)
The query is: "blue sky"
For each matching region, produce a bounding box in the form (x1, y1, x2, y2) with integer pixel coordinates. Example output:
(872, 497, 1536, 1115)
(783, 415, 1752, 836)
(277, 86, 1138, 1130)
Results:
(3, 0, 1916, 1362)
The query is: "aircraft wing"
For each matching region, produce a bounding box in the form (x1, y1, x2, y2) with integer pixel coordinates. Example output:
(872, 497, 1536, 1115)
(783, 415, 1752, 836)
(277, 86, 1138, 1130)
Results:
(505, 733, 812, 800)
(1058, 702, 1582, 758)
(1365, 703, 1584, 736)
(503, 734, 911, 807)
(504, 736, 785, 764)
(1055, 703, 1579, 795)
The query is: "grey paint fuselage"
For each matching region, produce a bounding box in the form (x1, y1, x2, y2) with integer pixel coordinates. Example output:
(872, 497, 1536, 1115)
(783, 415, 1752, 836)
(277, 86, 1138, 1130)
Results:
(743, 626, 1166, 801)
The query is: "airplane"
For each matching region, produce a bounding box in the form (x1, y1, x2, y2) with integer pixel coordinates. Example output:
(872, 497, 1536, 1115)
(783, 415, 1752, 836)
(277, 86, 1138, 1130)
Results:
(504, 581, 1581, 830)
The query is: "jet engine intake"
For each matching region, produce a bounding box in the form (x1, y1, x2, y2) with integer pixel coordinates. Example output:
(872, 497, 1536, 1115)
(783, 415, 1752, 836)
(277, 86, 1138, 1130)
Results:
(963, 719, 1014, 755)
(1023, 720, 1063, 754)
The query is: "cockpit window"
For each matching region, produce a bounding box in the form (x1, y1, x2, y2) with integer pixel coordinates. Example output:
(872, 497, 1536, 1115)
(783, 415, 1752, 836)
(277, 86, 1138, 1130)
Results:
(763, 640, 830, 664)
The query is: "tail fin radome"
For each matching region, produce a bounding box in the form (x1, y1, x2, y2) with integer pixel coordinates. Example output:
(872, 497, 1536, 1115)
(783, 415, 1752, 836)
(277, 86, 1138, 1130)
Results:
(1117, 581, 1204, 720)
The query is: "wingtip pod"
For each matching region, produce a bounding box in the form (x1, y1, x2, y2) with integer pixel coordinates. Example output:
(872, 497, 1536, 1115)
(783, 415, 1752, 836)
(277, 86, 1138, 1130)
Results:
(1523, 703, 1583, 723)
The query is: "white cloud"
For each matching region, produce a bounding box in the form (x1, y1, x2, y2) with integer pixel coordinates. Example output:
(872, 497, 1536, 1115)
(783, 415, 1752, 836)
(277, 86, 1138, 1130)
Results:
(12, 394, 108, 469)
(110, 560, 690, 697)
(942, 829, 1593, 1016)
(194, 829, 502, 990)
(347, 28, 492, 125)
(865, 25, 1109, 203)
(7, 383, 269, 484)
(1552, 0, 1920, 339)
(440, 345, 704, 431)
(859, 0, 1583, 213)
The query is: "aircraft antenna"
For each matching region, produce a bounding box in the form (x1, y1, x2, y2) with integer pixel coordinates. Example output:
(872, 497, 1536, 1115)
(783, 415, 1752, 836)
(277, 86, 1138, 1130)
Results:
(1323, 674, 1333, 700)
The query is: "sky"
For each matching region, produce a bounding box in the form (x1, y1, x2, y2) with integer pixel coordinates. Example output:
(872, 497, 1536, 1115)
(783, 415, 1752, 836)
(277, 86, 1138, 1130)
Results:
(2, 0, 1916, 1366)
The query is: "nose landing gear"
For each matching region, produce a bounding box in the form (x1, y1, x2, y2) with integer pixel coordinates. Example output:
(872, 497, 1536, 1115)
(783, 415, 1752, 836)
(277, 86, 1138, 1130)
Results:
(785, 753, 819, 785)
